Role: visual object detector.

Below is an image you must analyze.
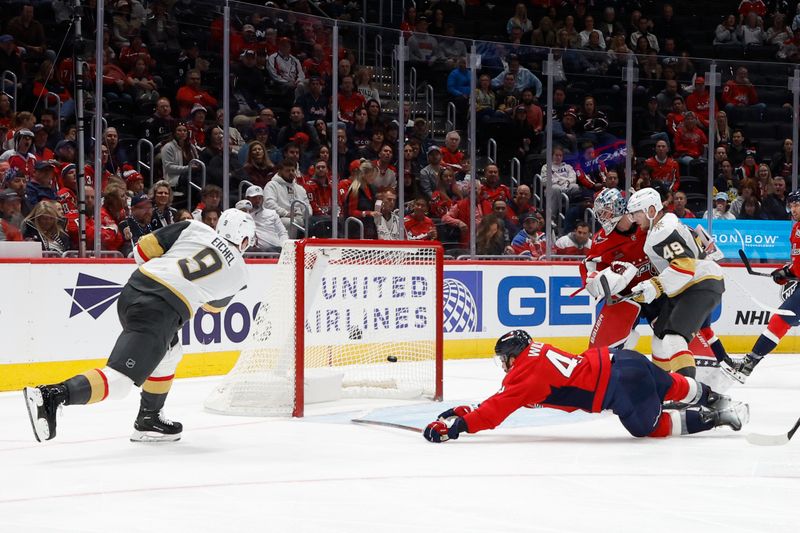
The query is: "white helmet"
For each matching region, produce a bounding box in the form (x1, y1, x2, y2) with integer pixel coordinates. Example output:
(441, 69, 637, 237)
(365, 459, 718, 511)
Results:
(217, 208, 255, 252)
(627, 187, 662, 220)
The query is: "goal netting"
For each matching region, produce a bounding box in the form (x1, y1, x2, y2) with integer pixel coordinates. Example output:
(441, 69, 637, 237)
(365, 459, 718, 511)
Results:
(205, 239, 443, 416)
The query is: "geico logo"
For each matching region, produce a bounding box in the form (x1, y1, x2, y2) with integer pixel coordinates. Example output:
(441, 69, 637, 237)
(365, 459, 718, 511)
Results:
(497, 275, 597, 327)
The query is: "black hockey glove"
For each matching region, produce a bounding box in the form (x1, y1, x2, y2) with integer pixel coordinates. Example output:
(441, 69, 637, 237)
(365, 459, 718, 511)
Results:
(771, 265, 792, 285)
(423, 417, 468, 443)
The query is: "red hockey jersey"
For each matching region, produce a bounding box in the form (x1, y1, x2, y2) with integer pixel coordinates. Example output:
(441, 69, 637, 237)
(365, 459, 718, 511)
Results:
(463, 342, 612, 433)
(788, 220, 800, 278)
(580, 224, 654, 295)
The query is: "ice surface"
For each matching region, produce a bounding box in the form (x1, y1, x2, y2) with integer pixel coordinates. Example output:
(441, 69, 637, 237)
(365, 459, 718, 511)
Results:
(1, 356, 799, 533)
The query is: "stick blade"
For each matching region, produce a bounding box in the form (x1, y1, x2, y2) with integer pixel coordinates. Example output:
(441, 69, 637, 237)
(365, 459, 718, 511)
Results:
(745, 432, 790, 446)
(351, 418, 422, 433)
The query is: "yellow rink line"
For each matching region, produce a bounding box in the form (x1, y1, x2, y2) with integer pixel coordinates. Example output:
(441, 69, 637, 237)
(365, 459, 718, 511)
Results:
(2, 336, 799, 391)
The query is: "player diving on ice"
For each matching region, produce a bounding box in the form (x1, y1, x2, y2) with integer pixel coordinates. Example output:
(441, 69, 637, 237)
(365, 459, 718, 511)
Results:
(724, 190, 800, 383)
(24, 209, 255, 442)
(423, 330, 748, 442)
(581, 187, 728, 382)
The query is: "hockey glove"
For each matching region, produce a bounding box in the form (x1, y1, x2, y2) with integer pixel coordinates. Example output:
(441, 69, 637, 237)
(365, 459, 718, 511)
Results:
(632, 278, 663, 304)
(423, 417, 468, 443)
(771, 265, 792, 285)
(437, 404, 476, 420)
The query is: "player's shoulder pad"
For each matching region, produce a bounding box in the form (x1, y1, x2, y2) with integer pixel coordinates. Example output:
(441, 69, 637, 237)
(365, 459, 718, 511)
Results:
(646, 212, 681, 242)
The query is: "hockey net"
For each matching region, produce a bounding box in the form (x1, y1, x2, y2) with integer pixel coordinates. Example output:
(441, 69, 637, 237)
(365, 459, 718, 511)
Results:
(205, 239, 443, 416)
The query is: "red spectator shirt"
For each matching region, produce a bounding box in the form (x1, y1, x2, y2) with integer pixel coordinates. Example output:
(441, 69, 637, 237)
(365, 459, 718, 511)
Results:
(176, 86, 219, 118)
(722, 81, 758, 107)
(84, 165, 112, 190)
(304, 178, 333, 215)
(666, 112, 684, 137)
(337, 92, 366, 123)
(57, 187, 78, 217)
(579, 224, 654, 296)
(441, 148, 465, 168)
(738, 0, 767, 18)
(462, 342, 613, 433)
(7, 152, 36, 178)
(674, 125, 708, 159)
(644, 156, 680, 191)
(0, 219, 22, 241)
(480, 183, 512, 213)
(685, 90, 716, 127)
(404, 215, 436, 240)
(336, 178, 352, 208)
(65, 208, 123, 251)
(429, 190, 454, 219)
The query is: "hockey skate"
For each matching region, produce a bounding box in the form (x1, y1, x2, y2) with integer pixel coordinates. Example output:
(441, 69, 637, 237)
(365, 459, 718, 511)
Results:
(721, 354, 760, 384)
(131, 409, 183, 442)
(23, 384, 68, 442)
(702, 401, 750, 431)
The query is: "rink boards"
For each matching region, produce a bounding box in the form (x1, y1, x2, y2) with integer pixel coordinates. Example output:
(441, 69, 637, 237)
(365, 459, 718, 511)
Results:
(0, 259, 797, 390)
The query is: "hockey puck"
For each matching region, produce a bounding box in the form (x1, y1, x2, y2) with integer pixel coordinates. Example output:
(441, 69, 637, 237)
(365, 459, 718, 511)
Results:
(387, 356, 398, 362)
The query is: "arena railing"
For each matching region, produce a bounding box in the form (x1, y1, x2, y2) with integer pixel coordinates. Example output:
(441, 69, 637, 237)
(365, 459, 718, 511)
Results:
(59, 0, 800, 263)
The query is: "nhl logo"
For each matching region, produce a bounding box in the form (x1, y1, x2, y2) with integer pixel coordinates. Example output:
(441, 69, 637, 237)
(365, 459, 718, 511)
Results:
(780, 280, 797, 302)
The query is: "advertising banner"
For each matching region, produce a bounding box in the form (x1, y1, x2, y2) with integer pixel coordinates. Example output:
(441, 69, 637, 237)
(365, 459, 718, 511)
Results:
(686, 218, 792, 262)
(1, 260, 798, 389)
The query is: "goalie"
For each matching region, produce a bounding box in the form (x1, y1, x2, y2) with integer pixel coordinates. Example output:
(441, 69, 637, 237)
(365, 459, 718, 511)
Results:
(582, 188, 728, 375)
(23, 209, 254, 443)
(423, 330, 748, 442)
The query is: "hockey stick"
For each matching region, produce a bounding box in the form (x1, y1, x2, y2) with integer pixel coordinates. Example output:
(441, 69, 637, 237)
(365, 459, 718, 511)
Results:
(745, 417, 800, 446)
(599, 275, 641, 305)
(351, 418, 422, 433)
(724, 273, 795, 317)
(738, 249, 773, 278)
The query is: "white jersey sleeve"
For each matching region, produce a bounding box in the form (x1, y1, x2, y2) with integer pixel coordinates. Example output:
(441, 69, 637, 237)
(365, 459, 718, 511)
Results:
(643, 213, 723, 297)
(131, 220, 249, 318)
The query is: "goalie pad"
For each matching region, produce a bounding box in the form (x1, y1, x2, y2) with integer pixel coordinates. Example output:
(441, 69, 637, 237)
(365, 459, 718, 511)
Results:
(585, 261, 637, 299)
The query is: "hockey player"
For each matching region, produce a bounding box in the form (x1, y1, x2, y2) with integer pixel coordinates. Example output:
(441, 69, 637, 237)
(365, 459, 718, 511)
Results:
(724, 190, 800, 383)
(626, 187, 725, 378)
(423, 330, 748, 442)
(581, 187, 654, 348)
(583, 188, 729, 372)
(24, 209, 255, 443)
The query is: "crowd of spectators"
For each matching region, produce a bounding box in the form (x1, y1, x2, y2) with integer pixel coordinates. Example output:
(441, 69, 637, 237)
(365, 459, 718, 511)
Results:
(1, 0, 799, 260)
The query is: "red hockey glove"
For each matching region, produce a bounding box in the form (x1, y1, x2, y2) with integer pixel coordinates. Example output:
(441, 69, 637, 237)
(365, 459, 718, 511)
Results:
(437, 405, 475, 420)
(423, 417, 468, 443)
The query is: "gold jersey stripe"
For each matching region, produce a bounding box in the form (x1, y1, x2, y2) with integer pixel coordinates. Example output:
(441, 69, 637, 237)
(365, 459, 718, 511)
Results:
(137, 267, 194, 317)
(137, 233, 165, 260)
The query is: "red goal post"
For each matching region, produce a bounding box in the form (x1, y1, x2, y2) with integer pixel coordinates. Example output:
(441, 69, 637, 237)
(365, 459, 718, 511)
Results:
(205, 239, 444, 417)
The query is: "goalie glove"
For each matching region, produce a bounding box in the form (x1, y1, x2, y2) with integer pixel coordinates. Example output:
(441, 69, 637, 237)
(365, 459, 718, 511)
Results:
(632, 278, 664, 304)
(585, 261, 637, 299)
(423, 417, 468, 443)
(771, 265, 792, 285)
(437, 404, 477, 421)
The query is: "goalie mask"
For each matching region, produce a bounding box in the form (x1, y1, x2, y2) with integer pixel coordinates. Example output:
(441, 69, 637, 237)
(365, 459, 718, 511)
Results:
(593, 187, 627, 234)
(494, 330, 532, 372)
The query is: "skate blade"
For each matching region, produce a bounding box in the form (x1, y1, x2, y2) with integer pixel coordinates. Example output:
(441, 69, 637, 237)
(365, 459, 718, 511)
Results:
(130, 430, 181, 443)
(23, 387, 49, 442)
(720, 364, 747, 384)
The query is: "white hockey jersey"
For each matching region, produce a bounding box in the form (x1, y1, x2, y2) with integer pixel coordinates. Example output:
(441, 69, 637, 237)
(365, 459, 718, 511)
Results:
(130, 220, 249, 319)
(644, 213, 724, 296)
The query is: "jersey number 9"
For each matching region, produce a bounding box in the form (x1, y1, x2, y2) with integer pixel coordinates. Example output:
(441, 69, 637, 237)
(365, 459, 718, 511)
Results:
(178, 248, 223, 281)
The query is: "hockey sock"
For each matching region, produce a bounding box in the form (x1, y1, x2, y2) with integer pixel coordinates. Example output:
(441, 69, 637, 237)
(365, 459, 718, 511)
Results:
(752, 314, 792, 357)
(683, 409, 715, 434)
(663, 374, 704, 404)
(140, 374, 174, 412)
(700, 326, 728, 363)
(63, 369, 109, 405)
